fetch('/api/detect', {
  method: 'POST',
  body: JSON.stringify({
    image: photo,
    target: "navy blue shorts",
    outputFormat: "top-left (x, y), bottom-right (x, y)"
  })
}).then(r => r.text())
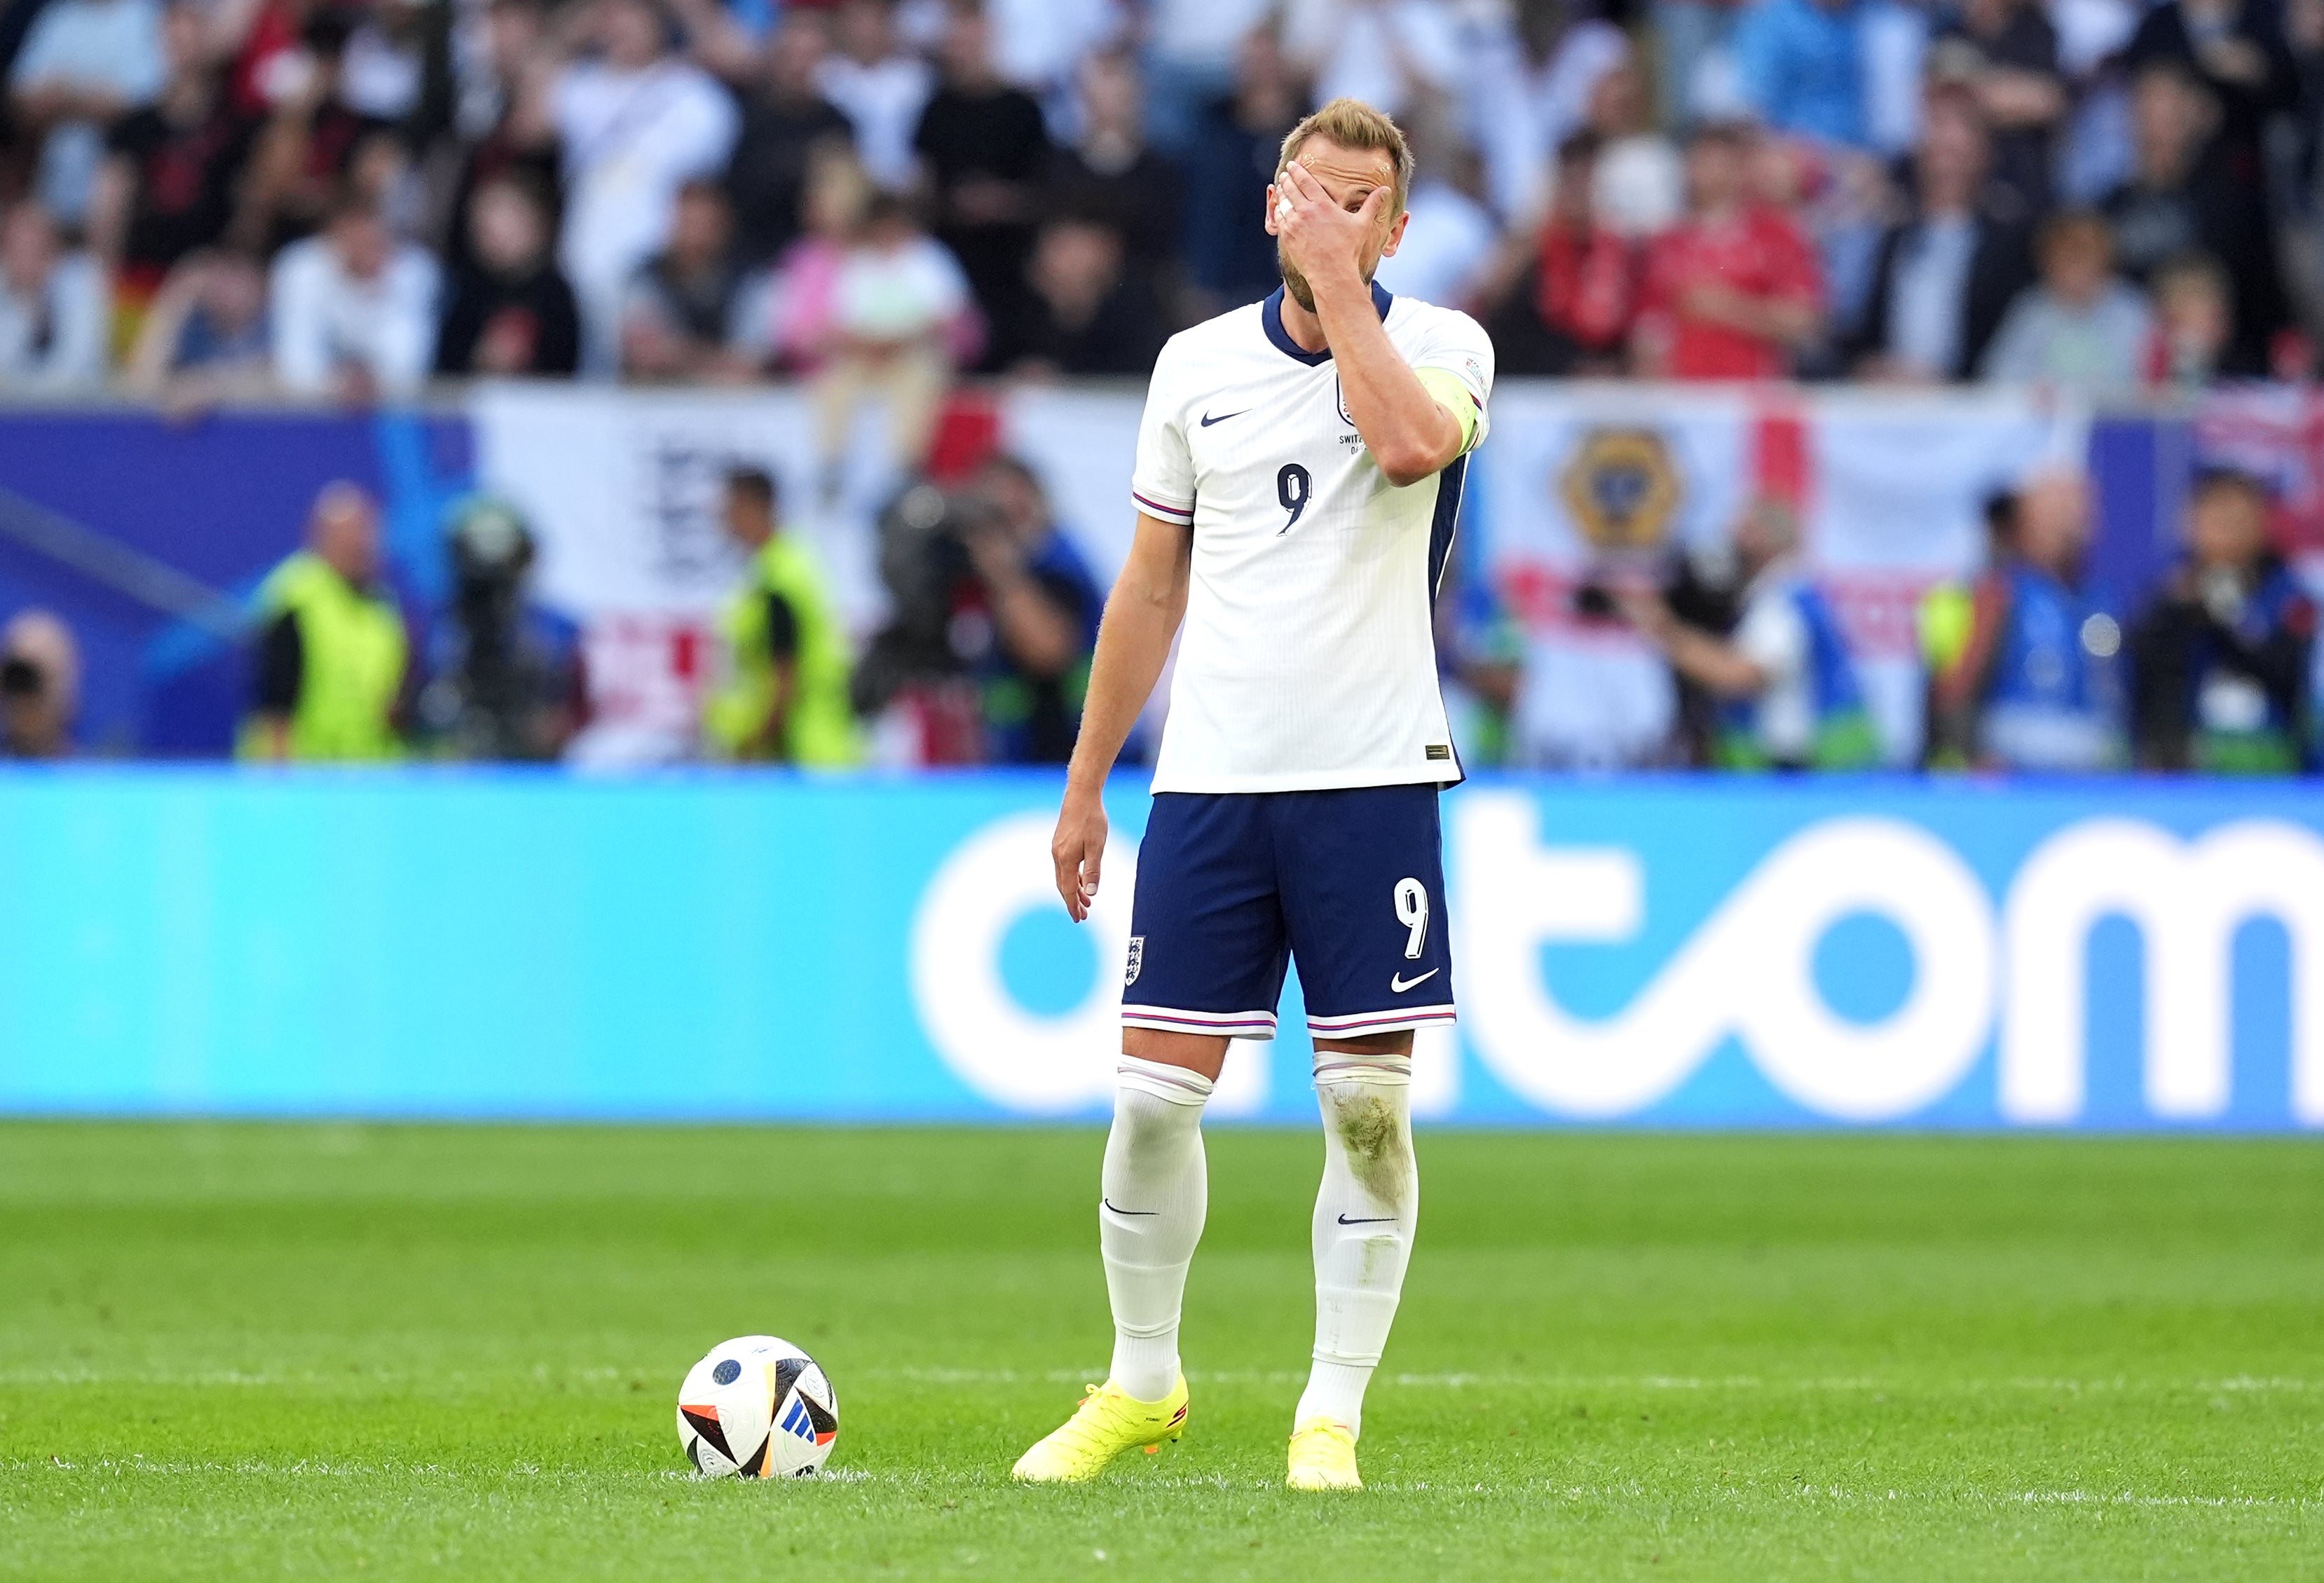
top-left (1121, 785), bottom-right (1454, 1042)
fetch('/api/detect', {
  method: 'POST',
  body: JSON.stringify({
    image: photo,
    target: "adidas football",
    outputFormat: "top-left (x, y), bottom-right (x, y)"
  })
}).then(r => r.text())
top-left (676, 1336), bottom-right (839, 1478)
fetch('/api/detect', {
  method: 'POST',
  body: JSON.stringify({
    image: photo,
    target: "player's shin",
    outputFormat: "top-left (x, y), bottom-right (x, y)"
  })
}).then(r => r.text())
top-left (1099, 1056), bottom-right (1213, 1402)
top-left (1297, 1050), bottom-right (1419, 1440)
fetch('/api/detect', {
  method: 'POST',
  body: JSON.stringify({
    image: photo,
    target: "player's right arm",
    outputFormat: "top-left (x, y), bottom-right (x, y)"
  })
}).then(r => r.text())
top-left (1051, 512), bottom-right (1192, 921)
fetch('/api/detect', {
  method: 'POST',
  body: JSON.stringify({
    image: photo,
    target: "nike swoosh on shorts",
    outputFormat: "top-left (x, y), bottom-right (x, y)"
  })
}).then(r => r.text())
top-left (1389, 968), bottom-right (1439, 994)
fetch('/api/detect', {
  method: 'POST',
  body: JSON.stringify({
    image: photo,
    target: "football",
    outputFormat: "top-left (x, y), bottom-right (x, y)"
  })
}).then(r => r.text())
top-left (676, 1336), bottom-right (839, 1479)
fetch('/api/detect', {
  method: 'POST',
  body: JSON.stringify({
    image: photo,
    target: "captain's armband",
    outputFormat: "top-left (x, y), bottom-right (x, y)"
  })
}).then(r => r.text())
top-left (1415, 366), bottom-right (1484, 455)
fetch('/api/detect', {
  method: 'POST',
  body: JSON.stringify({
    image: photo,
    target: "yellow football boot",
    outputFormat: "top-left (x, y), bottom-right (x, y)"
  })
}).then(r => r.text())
top-left (1010, 1376), bottom-right (1190, 1483)
top-left (1286, 1416), bottom-right (1361, 1491)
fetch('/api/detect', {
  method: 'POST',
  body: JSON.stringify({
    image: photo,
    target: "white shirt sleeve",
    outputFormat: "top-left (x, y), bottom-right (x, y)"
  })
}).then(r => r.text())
top-left (1409, 306), bottom-right (1495, 451)
top-left (269, 242), bottom-right (332, 396)
top-left (1128, 338), bottom-right (1195, 523)
top-left (38, 254), bottom-right (108, 390)
top-left (371, 249), bottom-right (440, 397)
top-left (1735, 584), bottom-right (1809, 690)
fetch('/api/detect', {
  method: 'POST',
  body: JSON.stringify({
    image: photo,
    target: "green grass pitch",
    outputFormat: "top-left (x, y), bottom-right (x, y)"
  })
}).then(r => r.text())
top-left (1, 1123), bottom-right (2319, 1580)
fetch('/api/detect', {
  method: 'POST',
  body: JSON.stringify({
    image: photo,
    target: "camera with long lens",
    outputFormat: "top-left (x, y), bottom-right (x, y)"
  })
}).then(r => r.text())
top-left (0, 655), bottom-right (43, 699)
top-left (851, 480), bottom-right (1004, 718)
top-left (418, 498), bottom-right (569, 760)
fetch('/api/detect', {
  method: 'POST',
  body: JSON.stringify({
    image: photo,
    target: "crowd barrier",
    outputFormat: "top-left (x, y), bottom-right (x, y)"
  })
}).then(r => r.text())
top-left (3, 768), bottom-right (2316, 1131)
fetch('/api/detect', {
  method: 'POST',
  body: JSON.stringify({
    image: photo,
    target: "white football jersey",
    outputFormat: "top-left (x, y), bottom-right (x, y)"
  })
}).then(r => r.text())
top-left (1130, 284), bottom-right (1493, 793)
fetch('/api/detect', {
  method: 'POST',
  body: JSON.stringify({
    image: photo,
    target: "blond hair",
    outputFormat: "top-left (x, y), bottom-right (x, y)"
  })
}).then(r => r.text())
top-left (1276, 98), bottom-right (1416, 217)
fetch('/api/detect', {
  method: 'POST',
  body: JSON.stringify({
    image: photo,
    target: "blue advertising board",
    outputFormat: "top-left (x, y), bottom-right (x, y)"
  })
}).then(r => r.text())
top-left (0, 769), bottom-right (2317, 1130)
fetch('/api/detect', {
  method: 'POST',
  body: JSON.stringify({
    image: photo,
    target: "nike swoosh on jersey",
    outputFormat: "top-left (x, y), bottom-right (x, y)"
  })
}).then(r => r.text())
top-left (1198, 409), bottom-right (1248, 426)
top-left (1389, 968), bottom-right (1440, 994)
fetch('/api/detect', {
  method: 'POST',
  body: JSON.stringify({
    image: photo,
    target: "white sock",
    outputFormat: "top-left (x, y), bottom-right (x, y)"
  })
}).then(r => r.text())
top-left (1100, 1055), bottom-right (1212, 1402)
top-left (1295, 1050), bottom-right (1418, 1441)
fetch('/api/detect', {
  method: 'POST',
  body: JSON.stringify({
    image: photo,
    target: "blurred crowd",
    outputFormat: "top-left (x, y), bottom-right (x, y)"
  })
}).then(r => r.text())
top-left (1471, 458), bottom-right (2323, 773)
top-left (1, 0), bottom-right (2323, 403)
top-left (0, 0), bottom-right (2319, 775)
top-left (1, 441), bottom-right (2310, 776)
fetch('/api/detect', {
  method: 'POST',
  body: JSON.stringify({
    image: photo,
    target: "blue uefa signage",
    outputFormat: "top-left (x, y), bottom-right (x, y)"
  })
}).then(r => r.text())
top-left (0, 769), bottom-right (2316, 1130)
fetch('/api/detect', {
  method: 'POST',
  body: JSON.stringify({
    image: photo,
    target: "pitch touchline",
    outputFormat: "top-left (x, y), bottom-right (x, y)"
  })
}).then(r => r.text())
top-left (2, 1366), bottom-right (2316, 1394)
top-left (18, 1460), bottom-right (2318, 1511)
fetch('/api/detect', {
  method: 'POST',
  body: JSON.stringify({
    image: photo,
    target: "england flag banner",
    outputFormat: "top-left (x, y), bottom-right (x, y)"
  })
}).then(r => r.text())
top-left (1466, 383), bottom-right (2084, 766)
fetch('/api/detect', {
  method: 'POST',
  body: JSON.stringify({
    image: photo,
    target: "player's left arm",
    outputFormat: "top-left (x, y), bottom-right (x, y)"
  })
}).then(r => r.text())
top-left (1279, 161), bottom-right (1480, 488)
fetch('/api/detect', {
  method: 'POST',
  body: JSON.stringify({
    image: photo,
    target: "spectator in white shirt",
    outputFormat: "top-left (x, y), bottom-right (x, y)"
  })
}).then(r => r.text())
top-left (815, 0), bottom-right (932, 191)
top-left (1979, 209), bottom-right (2152, 394)
top-left (270, 199), bottom-right (441, 402)
top-left (1372, 128), bottom-right (1499, 308)
top-left (1585, 60), bottom-right (1685, 238)
top-left (0, 203), bottom-right (110, 390)
top-left (553, 0), bottom-right (741, 372)
top-left (808, 191), bottom-right (974, 486)
top-left (8, 0), bottom-right (166, 224)
top-left (1284, 0), bottom-right (1462, 118)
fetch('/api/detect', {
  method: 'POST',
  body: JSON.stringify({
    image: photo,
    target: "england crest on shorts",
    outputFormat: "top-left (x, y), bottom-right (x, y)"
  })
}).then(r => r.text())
top-left (1123, 936), bottom-right (1144, 986)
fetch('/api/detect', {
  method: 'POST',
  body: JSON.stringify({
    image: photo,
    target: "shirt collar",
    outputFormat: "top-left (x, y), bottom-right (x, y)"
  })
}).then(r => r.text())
top-left (1260, 280), bottom-right (1393, 365)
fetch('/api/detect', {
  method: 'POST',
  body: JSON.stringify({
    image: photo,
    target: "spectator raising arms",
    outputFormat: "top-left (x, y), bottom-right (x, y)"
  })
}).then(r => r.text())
top-left (1634, 121), bottom-right (1824, 379)
top-left (125, 247), bottom-right (271, 404)
top-left (435, 173), bottom-right (580, 376)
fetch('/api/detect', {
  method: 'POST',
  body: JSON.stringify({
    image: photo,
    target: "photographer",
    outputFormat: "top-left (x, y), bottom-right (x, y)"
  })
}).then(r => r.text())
top-left (416, 498), bottom-right (588, 762)
top-left (0, 609), bottom-right (78, 758)
top-left (2128, 467), bottom-right (2316, 774)
top-left (959, 454), bottom-right (1104, 765)
top-left (704, 466), bottom-right (859, 766)
top-left (852, 453), bottom-right (1102, 765)
top-left (1613, 498), bottom-right (1880, 770)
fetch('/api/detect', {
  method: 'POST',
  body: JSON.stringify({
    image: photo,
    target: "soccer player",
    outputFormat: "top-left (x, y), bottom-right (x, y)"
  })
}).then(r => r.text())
top-left (1010, 98), bottom-right (1492, 1493)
